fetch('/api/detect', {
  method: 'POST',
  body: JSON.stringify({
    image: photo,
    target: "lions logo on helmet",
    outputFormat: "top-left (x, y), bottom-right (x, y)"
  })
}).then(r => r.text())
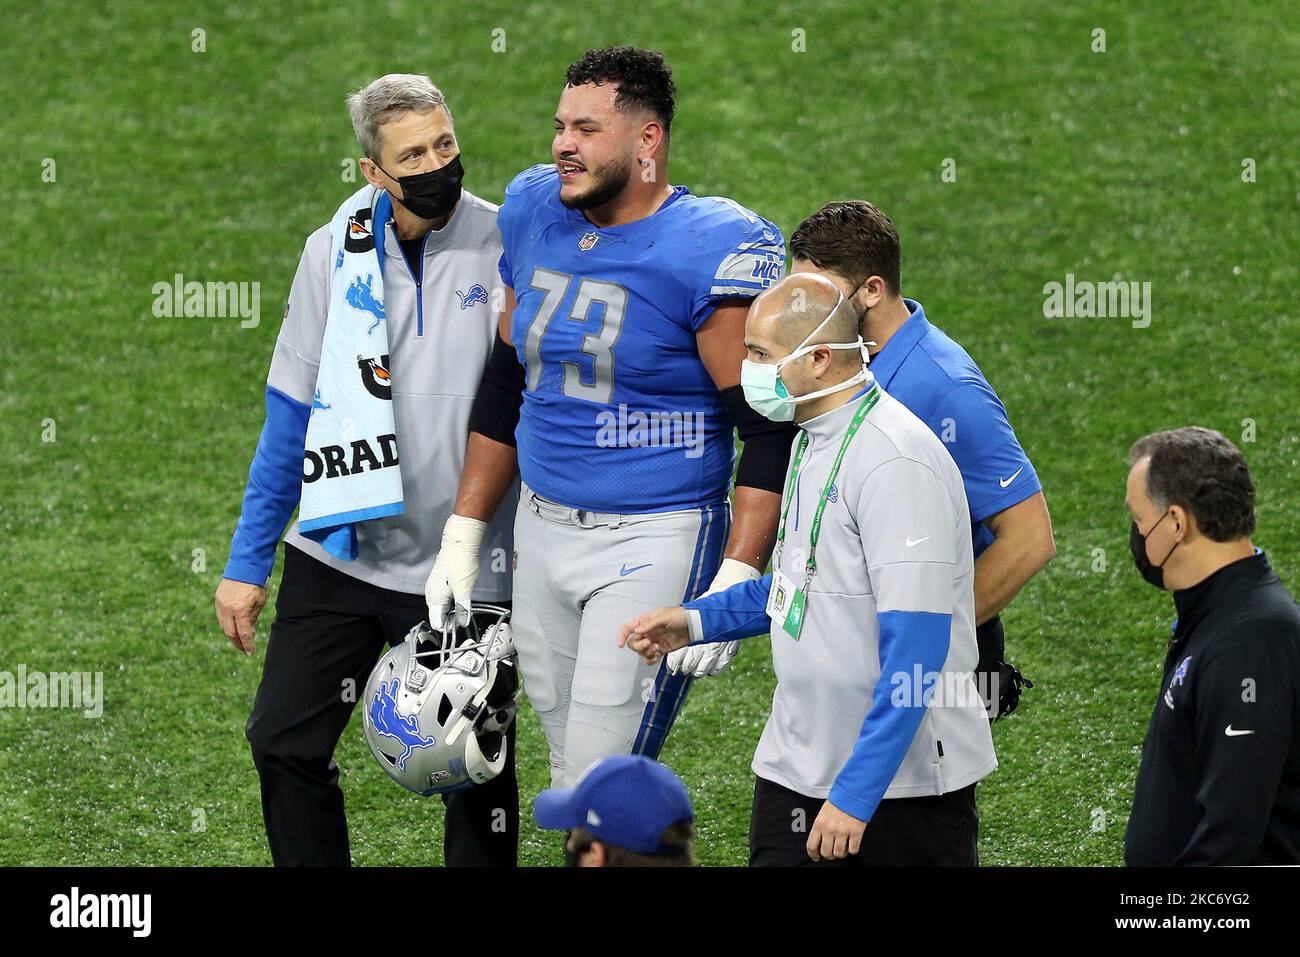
top-left (362, 604), bottom-right (521, 796)
top-left (368, 678), bottom-right (436, 771)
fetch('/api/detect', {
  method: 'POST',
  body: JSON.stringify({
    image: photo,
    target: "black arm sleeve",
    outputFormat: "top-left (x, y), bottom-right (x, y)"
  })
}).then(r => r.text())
top-left (468, 331), bottom-right (525, 447)
top-left (720, 384), bottom-right (797, 494)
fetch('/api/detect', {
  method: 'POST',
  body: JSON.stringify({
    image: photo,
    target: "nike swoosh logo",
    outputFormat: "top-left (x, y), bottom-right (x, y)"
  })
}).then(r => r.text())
top-left (999, 467), bottom-right (1025, 489)
top-left (1224, 725), bottom-right (1254, 737)
top-left (620, 563), bottom-right (653, 577)
top-left (905, 536), bottom-right (929, 548)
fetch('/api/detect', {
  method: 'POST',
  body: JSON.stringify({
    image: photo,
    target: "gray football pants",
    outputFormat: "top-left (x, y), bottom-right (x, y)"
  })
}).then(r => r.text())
top-left (511, 482), bottom-right (730, 787)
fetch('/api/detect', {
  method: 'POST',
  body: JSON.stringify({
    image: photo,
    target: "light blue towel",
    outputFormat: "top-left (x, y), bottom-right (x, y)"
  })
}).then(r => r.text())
top-left (297, 186), bottom-right (404, 559)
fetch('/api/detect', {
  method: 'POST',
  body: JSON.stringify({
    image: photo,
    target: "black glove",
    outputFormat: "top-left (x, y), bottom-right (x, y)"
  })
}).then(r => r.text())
top-left (974, 616), bottom-right (1003, 718)
top-left (993, 659), bottom-right (1034, 720)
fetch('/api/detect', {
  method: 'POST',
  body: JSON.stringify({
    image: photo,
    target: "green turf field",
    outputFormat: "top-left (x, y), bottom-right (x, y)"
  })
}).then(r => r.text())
top-left (1, 0), bottom-right (1296, 866)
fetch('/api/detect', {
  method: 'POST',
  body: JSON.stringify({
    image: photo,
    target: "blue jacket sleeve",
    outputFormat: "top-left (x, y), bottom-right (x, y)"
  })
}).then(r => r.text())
top-left (827, 609), bottom-right (952, 822)
top-left (683, 573), bottom-right (773, 644)
top-left (222, 385), bottom-right (311, 585)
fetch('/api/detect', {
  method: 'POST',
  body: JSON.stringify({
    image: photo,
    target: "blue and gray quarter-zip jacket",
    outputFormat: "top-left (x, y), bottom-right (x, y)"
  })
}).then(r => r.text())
top-left (683, 383), bottom-right (997, 822)
top-left (223, 189), bottom-right (516, 597)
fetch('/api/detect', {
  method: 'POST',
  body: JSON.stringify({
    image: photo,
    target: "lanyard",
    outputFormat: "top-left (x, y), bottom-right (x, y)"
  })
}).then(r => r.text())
top-left (774, 386), bottom-right (880, 590)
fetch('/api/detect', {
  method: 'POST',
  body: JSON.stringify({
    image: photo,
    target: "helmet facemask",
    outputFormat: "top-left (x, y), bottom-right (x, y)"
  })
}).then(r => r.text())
top-left (362, 604), bottom-right (522, 795)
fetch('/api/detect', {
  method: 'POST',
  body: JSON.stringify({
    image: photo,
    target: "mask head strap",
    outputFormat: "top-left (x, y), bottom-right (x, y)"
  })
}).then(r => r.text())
top-left (778, 276), bottom-right (865, 371)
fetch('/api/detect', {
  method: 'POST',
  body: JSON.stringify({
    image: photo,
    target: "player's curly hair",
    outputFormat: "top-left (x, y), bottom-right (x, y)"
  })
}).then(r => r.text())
top-left (1128, 427), bottom-right (1256, 542)
top-left (565, 46), bottom-right (676, 132)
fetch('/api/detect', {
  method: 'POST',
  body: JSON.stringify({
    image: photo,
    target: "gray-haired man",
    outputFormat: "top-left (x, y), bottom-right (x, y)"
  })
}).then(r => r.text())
top-left (214, 74), bottom-right (518, 866)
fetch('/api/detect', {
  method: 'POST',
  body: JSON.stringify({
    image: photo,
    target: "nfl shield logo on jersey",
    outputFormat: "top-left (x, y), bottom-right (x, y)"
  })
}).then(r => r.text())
top-left (578, 231), bottom-right (599, 251)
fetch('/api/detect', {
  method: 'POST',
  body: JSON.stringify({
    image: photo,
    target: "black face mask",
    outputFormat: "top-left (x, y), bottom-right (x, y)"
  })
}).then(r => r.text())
top-left (377, 154), bottom-right (464, 219)
top-left (1130, 510), bottom-right (1179, 589)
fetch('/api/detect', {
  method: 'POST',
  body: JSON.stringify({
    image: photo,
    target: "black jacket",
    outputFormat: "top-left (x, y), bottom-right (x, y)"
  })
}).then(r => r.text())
top-left (1124, 551), bottom-right (1300, 865)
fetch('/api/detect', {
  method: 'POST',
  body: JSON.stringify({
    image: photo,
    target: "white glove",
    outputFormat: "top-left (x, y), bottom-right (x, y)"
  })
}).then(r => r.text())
top-left (666, 558), bottom-right (762, 677)
top-left (425, 514), bottom-right (486, 628)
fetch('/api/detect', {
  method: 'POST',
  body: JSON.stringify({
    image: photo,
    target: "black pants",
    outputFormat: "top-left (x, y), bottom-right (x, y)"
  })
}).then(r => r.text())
top-left (245, 543), bottom-right (518, 866)
top-left (748, 776), bottom-right (979, 866)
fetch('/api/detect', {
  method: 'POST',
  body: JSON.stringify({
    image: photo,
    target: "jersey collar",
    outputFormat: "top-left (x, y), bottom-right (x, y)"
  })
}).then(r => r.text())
top-left (865, 299), bottom-right (929, 390)
top-left (561, 184), bottom-right (690, 237)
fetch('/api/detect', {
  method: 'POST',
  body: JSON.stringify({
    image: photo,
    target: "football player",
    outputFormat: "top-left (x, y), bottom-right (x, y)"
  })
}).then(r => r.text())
top-left (425, 46), bottom-right (793, 787)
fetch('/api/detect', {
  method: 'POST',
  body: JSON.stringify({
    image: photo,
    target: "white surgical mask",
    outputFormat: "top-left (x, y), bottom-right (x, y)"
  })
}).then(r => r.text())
top-left (741, 286), bottom-right (870, 422)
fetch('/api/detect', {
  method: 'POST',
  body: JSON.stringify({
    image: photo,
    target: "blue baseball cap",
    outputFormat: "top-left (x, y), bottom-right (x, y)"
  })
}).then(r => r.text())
top-left (533, 755), bottom-right (694, 855)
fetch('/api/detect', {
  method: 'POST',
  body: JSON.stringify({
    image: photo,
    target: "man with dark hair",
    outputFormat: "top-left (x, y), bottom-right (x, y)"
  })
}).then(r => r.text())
top-left (790, 200), bottom-right (1055, 719)
top-left (563, 45), bottom-right (677, 143)
top-left (534, 755), bottom-right (695, 867)
top-left (1124, 427), bottom-right (1300, 865)
top-left (424, 46), bottom-right (791, 798)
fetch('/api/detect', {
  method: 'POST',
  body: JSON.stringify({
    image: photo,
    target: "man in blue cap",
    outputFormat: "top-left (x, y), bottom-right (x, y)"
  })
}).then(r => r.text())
top-left (533, 755), bottom-right (695, 867)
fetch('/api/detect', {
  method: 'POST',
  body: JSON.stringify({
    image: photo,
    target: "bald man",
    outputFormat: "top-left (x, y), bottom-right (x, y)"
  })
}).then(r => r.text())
top-left (619, 275), bottom-right (997, 866)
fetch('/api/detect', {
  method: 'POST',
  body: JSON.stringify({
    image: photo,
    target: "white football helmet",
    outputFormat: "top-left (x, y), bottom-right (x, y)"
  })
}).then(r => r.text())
top-left (362, 604), bottom-right (521, 796)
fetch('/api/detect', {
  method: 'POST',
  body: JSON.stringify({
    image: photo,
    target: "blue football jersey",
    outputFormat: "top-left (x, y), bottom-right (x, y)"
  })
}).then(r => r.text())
top-left (497, 164), bottom-right (785, 512)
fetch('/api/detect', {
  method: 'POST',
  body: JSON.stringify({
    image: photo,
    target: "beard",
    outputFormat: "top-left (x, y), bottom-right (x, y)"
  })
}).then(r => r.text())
top-left (559, 153), bottom-right (635, 211)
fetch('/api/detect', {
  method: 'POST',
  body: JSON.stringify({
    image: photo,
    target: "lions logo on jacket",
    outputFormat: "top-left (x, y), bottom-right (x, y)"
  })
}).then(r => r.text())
top-left (1165, 655), bottom-right (1193, 710)
top-left (455, 284), bottom-right (489, 310)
